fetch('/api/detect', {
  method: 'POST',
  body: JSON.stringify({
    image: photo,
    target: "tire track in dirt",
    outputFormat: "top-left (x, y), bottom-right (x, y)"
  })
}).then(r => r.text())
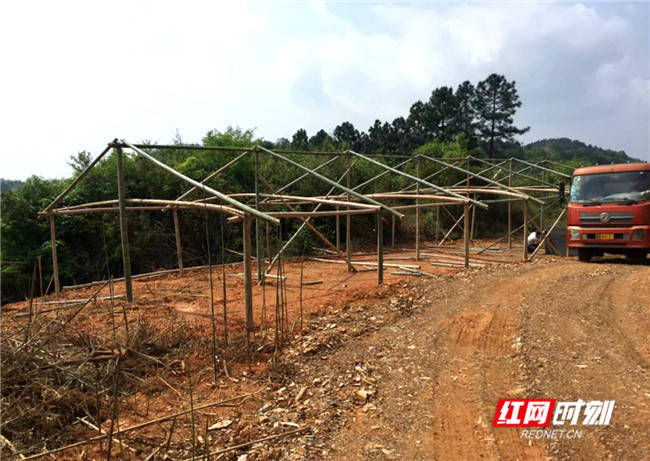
top-left (422, 264), bottom-right (579, 461)
top-left (316, 259), bottom-right (648, 460)
top-left (327, 262), bottom-right (579, 460)
top-left (518, 261), bottom-right (649, 460)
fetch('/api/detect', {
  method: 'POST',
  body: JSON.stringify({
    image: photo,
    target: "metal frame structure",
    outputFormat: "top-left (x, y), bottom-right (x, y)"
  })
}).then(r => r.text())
top-left (39, 139), bottom-right (571, 331)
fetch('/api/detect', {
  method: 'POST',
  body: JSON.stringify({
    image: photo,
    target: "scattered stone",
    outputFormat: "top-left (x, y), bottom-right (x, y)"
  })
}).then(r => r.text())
top-left (208, 419), bottom-right (233, 430)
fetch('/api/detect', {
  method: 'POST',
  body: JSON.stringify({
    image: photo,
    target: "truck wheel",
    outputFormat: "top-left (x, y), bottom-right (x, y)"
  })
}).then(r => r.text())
top-left (577, 248), bottom-right (593, 262)
top-left (625, 250), bottom-right (648, 263)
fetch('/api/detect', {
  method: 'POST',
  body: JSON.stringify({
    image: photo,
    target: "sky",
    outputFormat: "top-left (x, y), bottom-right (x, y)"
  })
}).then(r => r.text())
top-left (1, 1), bottom-right (648, 180)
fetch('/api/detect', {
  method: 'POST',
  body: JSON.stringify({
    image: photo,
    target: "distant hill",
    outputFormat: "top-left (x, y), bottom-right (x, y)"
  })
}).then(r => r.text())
top-left (0, 179), bottom-right (25, 192)
top-left (513, 138), bottom-right (643, 166)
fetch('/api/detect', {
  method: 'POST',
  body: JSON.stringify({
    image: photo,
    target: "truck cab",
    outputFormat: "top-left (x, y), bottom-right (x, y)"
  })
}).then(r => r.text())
top-left (566, 163), bottom-right (650, 262)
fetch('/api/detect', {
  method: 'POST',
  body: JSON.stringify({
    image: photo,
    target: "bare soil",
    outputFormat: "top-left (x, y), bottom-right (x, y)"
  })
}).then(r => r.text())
top-left (2, 246), bottom-right (648, 460)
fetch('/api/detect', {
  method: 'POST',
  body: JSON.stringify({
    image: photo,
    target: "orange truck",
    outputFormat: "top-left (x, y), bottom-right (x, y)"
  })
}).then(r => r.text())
top-left (566, 162), bottom-right (650, 262)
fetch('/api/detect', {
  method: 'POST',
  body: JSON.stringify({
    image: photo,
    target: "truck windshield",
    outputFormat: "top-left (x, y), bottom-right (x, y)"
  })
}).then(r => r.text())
top-left (570, 170), bottom-right (650, 204)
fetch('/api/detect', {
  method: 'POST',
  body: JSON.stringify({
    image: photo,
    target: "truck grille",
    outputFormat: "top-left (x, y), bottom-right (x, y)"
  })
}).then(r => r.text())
top-left (579, 212), bottom-right (634, 225)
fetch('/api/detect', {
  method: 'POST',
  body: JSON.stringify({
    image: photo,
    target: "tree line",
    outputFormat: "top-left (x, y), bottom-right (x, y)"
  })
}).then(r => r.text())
top-left (1, 74), bottom-right (639, 302)
top-left (281, 73), bottom-right (528, 158)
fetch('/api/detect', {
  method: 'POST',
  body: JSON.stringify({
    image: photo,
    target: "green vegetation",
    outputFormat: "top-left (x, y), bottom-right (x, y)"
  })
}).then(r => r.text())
top-left (0, 179), bottom-right (25, 192)
top-left (1, 74), bottom-right (642, 302)
top-left (516, 138), bottom-right (642, 165)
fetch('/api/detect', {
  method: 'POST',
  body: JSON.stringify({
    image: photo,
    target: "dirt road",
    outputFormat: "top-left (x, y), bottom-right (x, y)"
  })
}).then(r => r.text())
top-left (280, 256), bottom-right (649, 460)
top-left (4, 255), bottom-right (648, 460)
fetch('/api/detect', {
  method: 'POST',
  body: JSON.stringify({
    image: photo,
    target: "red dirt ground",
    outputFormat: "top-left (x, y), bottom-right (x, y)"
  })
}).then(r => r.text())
top-left (1, 240), bottom-right (523, 460)
top-left (6, 242), bottom-right (512, 342)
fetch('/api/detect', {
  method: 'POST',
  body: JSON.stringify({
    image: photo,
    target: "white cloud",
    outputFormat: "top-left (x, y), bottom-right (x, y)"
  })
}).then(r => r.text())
top-left (0, 1), bottom-right (647, 179)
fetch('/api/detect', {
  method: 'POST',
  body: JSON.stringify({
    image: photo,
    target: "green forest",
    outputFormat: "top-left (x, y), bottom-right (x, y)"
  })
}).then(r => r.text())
top-left (0, 74), bottom-right (641, 302)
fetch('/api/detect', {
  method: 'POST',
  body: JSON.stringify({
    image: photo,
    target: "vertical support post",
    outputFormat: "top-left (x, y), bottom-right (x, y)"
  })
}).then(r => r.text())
top-left (540, 204), bottom-right (545, 231)
top-left (415, 155), bottom-right (421, 261)
top-left (345, 152), bottom-right (352, 268)
top-left (522, 199), bottom-right (528, 263)
top-left (243, 214), bottom-right (254, 332)
top-left (173, 207), bottom-right (184, 274)
top-left (435, 206), bottom-right (440, 241)
top-left (508, 158), bottom-right (513, 249)
top-left (49, 213), bottom-right (60, 296)
top-left (265, 222), bottom-right (271, 266)
top-left (37, 255), bottom-right (43, 297)
top-left (470, 195), bottom-right (477, 242)
top-left (299, 262), bottom-right (304, 331)
top-left (335, 153), bottom-right (341, 251)
top-left (464, 202), bottom-right (470, 269)
top-left (377, 212), bottom-right (383, 285)
top-left (465, 157), bottom-right (472, 262)
top-left (115, 145), bottom-right (133, 302)
top-left (391, 215), bottom-right (396, 248)
top-left (254, 151), bottom-right (263, 282)
top-left (336, 206), bottom-right (340, 250)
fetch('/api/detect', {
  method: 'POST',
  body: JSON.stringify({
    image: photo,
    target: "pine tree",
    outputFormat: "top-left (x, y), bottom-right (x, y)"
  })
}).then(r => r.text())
top-left (454, 81), bottom-right (478, 148)
top-left (475, 74), bottom-right (529, 158)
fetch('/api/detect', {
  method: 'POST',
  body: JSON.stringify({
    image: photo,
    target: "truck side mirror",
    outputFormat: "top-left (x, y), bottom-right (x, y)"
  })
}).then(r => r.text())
top-left (558, 182), bottom-right (565, 205)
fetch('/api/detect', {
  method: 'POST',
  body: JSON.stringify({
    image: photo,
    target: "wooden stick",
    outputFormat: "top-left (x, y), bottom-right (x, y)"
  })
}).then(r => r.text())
top-left (302, 280), bottom-right (323, 286)
top-left (16, 392), bottom-right (264, 460)
top-left (37, 255), bottom-right (43, 297)
top-left (415, 155), bottom-right (421, 261)
top-left (42, 145), bottom-right (111, 212)
top-left (529, 208), bottom-right (567, 261)
top-left (308, 257), bottom-right (419, 269)
top-left (377, 212), bottom-right (383, 285)
top-left (440, 211), bottom-right (465, 245)
top-left (243, 215), bottom-right (254, 332)
top-left (522, 199), bottom-right (528, 263)
top-left (173, 207), bottom-right (183, 274)
top-left (348, 150), bottom-right (486, 209)
top-left (205, 213), bottom-right (218, 383)
top-left (262, 163), bottom-right (354, 276)
top-left (299, 262), bottom-right (304, 331)
top-left (228, 208), bottom-right (378, 222)
top-left (255, 150), bottom-right (263, 283)
top-left (35, 295), bottom-right (124, 306)
top-left (464, 202), bottom-right (470, 268)
top-left (124, 141), bottom-right (279, 225)
top-left (230, 193), bottom-right (380, 209)
top-left (398, 266), bottom-right (437, 277)
top-left (179, 427), bottom-right (310, 461)
top-left (49, 213), bottom-right (60, 296)
top-left (258, 145), bottom-right (403, 217)
top-left (78, 417), bottom-right (136, 454)
top-left (222, 265), bottom-right (228, 346)
top-left (176, 151), bottom-right (249, 201)
top-left (115, 145), bottom-right (133, 303)
top-left (258, 174), bottom-right (357, 273)
top-left (0, 433), bottom-right (25, 459)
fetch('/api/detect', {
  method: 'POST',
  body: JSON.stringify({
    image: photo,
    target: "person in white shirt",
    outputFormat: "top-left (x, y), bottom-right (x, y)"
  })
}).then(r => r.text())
top-left (527, 231), bottom-right (543, 254)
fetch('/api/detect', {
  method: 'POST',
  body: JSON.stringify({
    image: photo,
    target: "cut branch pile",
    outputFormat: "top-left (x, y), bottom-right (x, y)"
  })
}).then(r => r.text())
top-left (0, 291), bottom-right (192, 460)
